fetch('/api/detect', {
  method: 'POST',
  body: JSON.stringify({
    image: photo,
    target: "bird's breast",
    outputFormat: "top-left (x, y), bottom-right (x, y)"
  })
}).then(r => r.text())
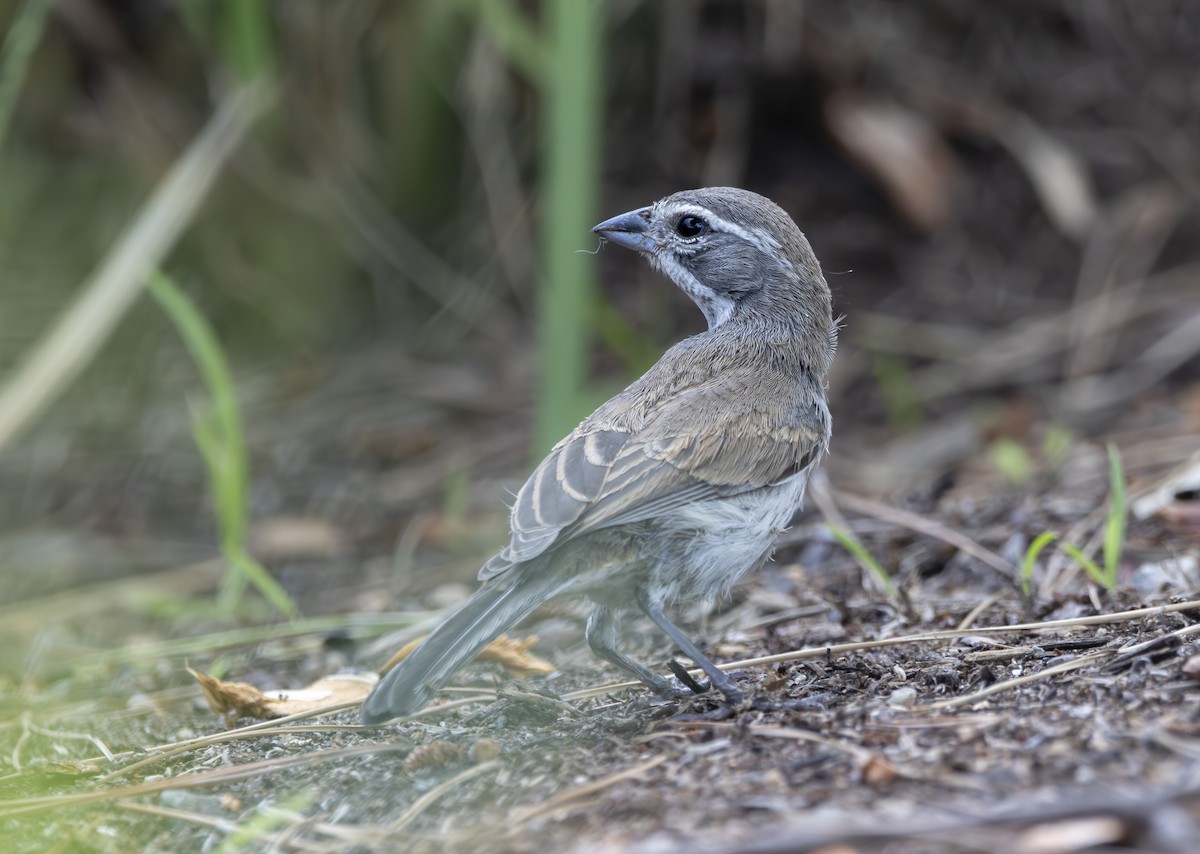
top-left (643, 469), bottom-right (812, 604)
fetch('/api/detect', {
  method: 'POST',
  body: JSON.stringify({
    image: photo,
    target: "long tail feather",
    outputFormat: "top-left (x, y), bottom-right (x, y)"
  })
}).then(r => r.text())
top-left (361, 573), bottom-right (564, 724)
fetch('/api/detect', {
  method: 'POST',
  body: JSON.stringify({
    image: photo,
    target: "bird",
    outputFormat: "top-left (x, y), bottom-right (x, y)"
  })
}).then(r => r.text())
top-left (361, 187), bottom-right (836, 724)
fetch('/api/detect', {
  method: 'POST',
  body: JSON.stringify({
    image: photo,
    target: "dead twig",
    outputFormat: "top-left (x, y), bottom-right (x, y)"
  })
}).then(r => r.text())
top-left (0, 742), bottom-right (409, 820)
top-left (910, 650), bottom-right (1112, 712)
top-left (506, 755), bottom-right (668, 828)
top-left (379, 760), bottom-right (501, 837)
top-left (563, 599), bottom-right (1200, 700)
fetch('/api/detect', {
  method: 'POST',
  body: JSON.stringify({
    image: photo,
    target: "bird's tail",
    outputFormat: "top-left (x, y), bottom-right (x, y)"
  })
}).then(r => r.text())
top-left (361, 572), bottom-right (567, 724)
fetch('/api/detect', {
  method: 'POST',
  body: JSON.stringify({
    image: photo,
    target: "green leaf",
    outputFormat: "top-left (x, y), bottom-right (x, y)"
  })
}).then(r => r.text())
top-left (1103, 442), bottom-right (1127, 589)
top-left (990, 438), bottom-right (1032, 487)
top-left (829, 524), bottom-right (897, 597)
top-left (872, 355), bottom-right (922, 432)
top-left (0, 0), bottom-right (52, 150)
top-left (1020, 531), bottom-right (1059, 597)
top-left (149, 270), bottom-right (296, 617)
top-left (1042, 424), bottom-right (1072, 466)
top-left (1060, 542), bottom-right (1107, 589)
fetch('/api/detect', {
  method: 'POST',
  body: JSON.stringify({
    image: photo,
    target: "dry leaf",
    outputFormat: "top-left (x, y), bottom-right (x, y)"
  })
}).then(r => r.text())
top-left (264, 674), bottom-right (377, 715)
top-left (1015, 817), bottom-right (1127, 853)
top-left (825, 93), bottom-right (961, 232)
top-left (478, 635), bottom-right (556, 675)
top-left (189, 667), bottom-right (376, 721)
top-left (190, 668), bottom-right (273, 719)
top-left (991, 112), bottom-right (1097, 240)
top-left (380, 634), bottom-right (555, 677)
top-left (1182, 655), bottom-right (1200, 678)
top-left (711, 643), bottom-right (750, 658)
top-left (1131, 452), bottom-right (1200, 519)
top-left (860, 754), bottom-right (898, 787)
top-left (761, 673), bottom-right (788, 692)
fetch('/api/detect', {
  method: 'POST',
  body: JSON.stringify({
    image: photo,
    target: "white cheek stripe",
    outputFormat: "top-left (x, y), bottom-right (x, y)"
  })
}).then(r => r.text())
top-left (652, 251), bottom-right (735, 329)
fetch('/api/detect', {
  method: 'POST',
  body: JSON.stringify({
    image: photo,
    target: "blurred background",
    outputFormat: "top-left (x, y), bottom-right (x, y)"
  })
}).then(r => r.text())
top-left (1, 0), bottom-right (1198, 656)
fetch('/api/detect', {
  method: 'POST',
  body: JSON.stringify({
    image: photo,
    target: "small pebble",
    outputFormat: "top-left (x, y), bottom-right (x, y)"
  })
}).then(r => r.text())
top-left (888, 687), bottom-right (917, 709)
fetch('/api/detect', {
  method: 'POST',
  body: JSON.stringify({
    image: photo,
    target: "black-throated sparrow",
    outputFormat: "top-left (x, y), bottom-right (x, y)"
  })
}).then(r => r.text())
top-left (361, 187), bottom-right (836, 724)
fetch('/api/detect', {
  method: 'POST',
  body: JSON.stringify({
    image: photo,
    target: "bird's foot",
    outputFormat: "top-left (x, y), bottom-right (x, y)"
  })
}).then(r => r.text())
top-left (659, 667), bottom-right (753, 722)
top-left (666, 661), bottom-right (751, 704)
top-left (666, 660), bottom-right (710, 696)
top-left (667, 676), bottom-right (838, 721)
top-left (643, 672), bottom-right (701, 703)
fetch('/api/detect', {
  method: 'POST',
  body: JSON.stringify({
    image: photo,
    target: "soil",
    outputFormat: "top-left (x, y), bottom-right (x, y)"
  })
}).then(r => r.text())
top-left (3, 2), bottom-right (1200, 851)
top-left (2, 359), bottom-right (1199, 852)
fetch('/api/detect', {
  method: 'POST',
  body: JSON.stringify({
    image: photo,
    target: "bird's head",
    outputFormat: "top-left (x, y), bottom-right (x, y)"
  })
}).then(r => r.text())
top-left (592, 187), bottom-right (830, 333)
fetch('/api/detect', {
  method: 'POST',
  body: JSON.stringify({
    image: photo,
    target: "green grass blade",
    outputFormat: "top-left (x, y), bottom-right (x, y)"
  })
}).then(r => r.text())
top-left (213, 790), bottom-right (315, 854)
top-left (1019, 531), bottom-right (1059, 597)
top-left (0, 0), bottom-right (51, 149)
top-left (225, 543), bottom-right (296, 618)
top-left (149, 272), bottom-right (246, 490)
top-left (1059, 542), bottom-right (1107, 589)
top-left (219, 0), bottom-right (276, 82)
top-left (872, 355), bottom-right (922, 432)
top-left (1103, 442), bottom-right (1127, 589)
top-left (148, 270), bottom-right (296, 617)
top-left (828, 524), bottom-right (897, 597)
top-left (535, 0), bottom-right (603, 454)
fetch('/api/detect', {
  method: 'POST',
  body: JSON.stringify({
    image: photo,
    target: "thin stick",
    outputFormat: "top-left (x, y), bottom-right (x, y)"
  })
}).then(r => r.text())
top-left (562, 598), bottom-right (1200, 699)
top-left (0, 741), bottom-right (408, 819)
top-left (911, 651), bottom-right (1110, 712)
top-left (957, 593), bottom-right (1003, 630)
top-left (382, 761), bottom-right (500, 836)
top-left (507, 755), bottom-right (667, 827)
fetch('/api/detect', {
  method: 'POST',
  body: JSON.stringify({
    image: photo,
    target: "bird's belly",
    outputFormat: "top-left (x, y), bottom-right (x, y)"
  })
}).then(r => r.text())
top-left (645, 472), bottom-right (811, 603)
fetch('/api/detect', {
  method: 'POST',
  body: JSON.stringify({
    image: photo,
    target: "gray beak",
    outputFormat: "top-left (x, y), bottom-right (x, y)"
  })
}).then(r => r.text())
top-left (592, 206), bottom-right (656, 252)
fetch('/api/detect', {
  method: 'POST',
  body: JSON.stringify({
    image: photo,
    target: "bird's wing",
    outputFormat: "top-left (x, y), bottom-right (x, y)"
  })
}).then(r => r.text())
top-left (479, 394), bottom-right (825, 580)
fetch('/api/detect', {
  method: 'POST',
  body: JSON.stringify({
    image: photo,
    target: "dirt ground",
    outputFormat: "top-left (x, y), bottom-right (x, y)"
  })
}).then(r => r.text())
top-left (2, 354), bottom-right (1199, 852)
top-left (3, 2), bottom-right (1200, 851)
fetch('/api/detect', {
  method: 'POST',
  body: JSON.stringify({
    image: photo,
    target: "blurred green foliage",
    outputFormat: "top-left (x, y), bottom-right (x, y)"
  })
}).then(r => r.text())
top-left (536, 0), bottom-right (602, 450)
top-left (1020, 443), bottom-right (1128, 596)
top-left (0, 0), bottom-right (610, 460)
top-left (0, 0), bottom-right (619, 614)
top-left (149, 270), bottom-right (295, 616)
top-left (0, 0), bottom-right (49, 147)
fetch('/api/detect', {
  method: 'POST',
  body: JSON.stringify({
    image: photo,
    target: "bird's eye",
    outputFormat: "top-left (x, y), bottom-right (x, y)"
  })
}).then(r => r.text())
top-left (676, 215), bottom-right (706, 238)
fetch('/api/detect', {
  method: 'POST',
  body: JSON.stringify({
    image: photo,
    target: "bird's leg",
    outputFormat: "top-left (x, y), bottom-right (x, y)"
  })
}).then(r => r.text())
top-left (635, 588), bottom-right (745, 706)
top-left (586, 606), bottom-right (680, 699)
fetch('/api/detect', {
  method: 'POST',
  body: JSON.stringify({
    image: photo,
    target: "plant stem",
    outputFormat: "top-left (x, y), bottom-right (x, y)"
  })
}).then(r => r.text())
top-left (536, 0), bottom-right (603, 453)
top-left (0, 0), bottom-right (51, 150)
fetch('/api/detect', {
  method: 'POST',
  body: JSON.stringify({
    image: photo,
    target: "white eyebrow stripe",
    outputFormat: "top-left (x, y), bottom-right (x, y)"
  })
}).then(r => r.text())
top-left (660, 202), bottom-right (792, 269)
